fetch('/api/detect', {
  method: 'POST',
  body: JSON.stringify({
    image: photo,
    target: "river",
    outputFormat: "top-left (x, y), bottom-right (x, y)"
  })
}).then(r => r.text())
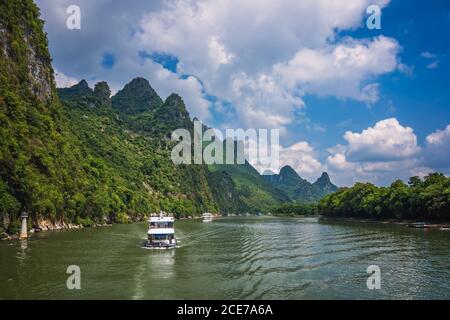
top-left (1, 216), bottom-right (450, 299)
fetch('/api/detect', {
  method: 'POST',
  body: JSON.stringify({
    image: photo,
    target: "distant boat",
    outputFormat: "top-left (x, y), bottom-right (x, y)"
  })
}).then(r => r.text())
top-left (202, 212), bottom-right (213, 222)
top-left (408, 222), bottom-right (429, 228)
top-left (145, 213), bottom-right (177, 249)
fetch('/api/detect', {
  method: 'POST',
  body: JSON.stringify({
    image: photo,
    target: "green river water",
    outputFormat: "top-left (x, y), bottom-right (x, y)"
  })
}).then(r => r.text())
top-left (1, 216), bottom-right (450, 299)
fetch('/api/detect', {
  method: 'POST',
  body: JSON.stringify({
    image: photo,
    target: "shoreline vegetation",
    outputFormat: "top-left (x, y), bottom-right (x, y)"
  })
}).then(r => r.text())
top-left (5, 210), bottom-right (450, 241)
top-left (317, 173), bottom-right (450, 222)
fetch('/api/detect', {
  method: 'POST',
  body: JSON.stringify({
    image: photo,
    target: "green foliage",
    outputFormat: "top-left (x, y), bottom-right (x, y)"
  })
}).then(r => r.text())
top-left (75, 217), bottom-right (94, 227)
top-left (209, 162), bottom-right (289, 213)
top-left (111, 77), bottom-right (163, 114)
top-left (115, 212), bottom-right (130, 224)
top-left (318, 173), bottom-right (450, 221)
top-left (6, 220), bottom-right (21, 235)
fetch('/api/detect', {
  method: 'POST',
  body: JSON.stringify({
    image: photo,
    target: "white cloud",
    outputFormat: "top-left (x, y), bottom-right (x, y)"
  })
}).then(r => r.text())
top-left (323, 118), bottom-right (450, 186)
top-left (327, 152), bottom-right (356, 172)
top-left (248, 138), bottom-right (323, 182)
top-left (279, 141), bottom-right (324, 181)
top-left (254, 119), bottom-right (450, 186)
top-left (273, 36), bottom-right (401, 103)
top-left (426, 61), bottom-right (439, 69)
top-left (134, 0), bottom-right (396, 129)
top-left (343, 118), bottom-right (420, 162)
top-left (420, 51), bottom-right (439, 69)
top-left (152, 70), bottom-right (211, 120)
top-left (208, 36), bottom-right (235, 67)
top-left (54, 69), bottom-right (79, 88)
top-left (424, 124), bottom-right (450, 169)
top-left (420, 51), bottom-right (436, 59)
top-left (229, 72), bottom-right (303, 129)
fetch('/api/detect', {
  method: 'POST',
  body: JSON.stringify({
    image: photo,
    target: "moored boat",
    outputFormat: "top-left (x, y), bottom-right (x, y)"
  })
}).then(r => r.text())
top-left (202, 212), bottom-right (213, 222)
top-left (407, 222), bottom-right (429, 228)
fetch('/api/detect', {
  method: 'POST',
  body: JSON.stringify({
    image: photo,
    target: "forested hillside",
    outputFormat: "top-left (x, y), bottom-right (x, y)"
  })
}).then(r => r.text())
top-left (0, 1), bottom-right (218, 235)
top-left (0, 0), bottom-right (114, 234)
top-left (59, 78), bottom-right (293, 216)
top-left (0, 0), bottom-right (338, 237)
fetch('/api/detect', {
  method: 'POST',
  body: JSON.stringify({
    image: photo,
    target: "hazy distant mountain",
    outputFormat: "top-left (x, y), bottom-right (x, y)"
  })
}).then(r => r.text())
top-left (263, 166), bottom-right (338, 202)
top-left (313, 172), bottom-right (338, 194)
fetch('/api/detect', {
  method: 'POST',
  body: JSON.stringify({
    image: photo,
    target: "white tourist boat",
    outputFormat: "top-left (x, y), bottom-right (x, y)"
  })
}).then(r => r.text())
top-left (202, 212), bottom-right (213, 222)
top-left (146, 213), bottom-right (177, 249)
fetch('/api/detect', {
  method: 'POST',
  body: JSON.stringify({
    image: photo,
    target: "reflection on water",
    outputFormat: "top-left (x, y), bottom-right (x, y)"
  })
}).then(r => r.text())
top-left (17, 239), bottom-right (28, 261)
top-left (1, 217), bottom-right (450, 299)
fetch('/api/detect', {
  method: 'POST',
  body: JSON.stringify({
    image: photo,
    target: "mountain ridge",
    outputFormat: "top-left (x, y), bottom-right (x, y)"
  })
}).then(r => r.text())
top-left (57, 79), bottom-right (291, 214)
top-left (262, 165), bottom-right (338, 202)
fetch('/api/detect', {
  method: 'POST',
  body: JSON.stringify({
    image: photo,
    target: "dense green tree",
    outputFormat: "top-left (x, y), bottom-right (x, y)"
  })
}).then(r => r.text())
top-left (318, 174), bottom-right (450, 221)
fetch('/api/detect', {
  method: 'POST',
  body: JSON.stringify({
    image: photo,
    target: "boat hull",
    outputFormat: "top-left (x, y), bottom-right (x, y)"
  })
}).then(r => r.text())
top-left (144, 241), bottom-right (177, 249)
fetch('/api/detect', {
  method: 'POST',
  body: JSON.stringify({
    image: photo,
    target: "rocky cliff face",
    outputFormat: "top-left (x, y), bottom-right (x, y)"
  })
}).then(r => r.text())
top-left (94, 81), bottom-right (111, 107)
top-left (0, 1), bottom-right (54, 102)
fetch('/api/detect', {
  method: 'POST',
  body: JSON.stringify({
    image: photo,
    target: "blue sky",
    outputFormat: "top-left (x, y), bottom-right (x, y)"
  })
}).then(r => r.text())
top-left (35, 0), bottom-right (450, 185)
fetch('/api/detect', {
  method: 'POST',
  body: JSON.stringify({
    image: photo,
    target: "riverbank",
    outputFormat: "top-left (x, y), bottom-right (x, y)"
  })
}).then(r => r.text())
top-left (0, 213), bottom-right (215, 240)
top-left (1, 218), bottom-right (115, 241)
top-left (319, 216), bottom-right (450, 229)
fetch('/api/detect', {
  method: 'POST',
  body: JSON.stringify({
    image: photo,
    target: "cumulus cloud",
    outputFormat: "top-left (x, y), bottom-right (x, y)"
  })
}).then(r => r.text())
top-left (229, 73), bottom-right (304, 129)
top-left (273, 36), bottom-right (401, 103)
top-left (134, 0), bottom-right (397, 129)
top-left (324, 118), bottom-right (450, 186)
top-left (420, 51), bottom-right (439, 69)
top-left (424, 124), bottom-right (450, 169)
top-left (54, 69), bottom-right (79, 88)
top-left (246, 137), bottom-right (323, 182)
top-left (344, 118), bottom-right (420, 162)
top-left (247, 118), bottom-right (449, 186)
